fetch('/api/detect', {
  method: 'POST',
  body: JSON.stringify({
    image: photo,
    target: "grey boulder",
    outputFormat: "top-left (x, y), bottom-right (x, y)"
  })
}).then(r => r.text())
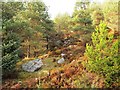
top-left (22, 59), bottom-right (43, 72)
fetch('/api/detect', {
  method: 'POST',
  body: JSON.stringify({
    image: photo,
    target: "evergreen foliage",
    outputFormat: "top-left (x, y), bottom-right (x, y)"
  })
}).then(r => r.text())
top-left (2, 33), bottom-right (20, 76)
top-left (2, 2), bottom-right (22, 77)
top-left (84, 22), bottom-right (120, 87)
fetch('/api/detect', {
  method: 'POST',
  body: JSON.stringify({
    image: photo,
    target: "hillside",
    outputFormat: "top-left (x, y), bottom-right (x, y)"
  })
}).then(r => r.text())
top-left (1, 0), bottom-right (120, 89)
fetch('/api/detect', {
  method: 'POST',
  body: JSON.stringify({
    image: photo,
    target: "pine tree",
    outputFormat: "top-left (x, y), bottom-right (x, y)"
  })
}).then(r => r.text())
top-left (72, 0), bottom-right (93, 33)
top-left (2, 2), bottom-right (23, 77)
top-left (2, 32), bottom-right (20, 76)
top-left (84, 22), bottom-right (120, 87)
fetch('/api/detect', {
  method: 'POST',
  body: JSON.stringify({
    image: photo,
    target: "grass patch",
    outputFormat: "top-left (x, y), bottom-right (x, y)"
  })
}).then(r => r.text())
top-left (17, 56), bottom-right (61, 80)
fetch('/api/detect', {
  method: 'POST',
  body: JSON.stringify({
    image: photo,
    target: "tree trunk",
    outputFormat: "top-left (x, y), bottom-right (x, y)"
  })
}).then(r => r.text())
top-left (26, 38), bottom-right (30, 58)
top-left (28, 44), bottom-right (30, 58)
top-left (34, 46), bottom-right (39, 57)
top-left (46, 36), bottom-right (49, 50)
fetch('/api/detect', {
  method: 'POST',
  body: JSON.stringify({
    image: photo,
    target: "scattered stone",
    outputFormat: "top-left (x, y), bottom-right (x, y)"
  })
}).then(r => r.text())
top-left (57, 58), bottom-right (65, 64)
top-left (61, 53), bottom-right (65, 56)
top-left (22, 59), bottom-right (43, 72)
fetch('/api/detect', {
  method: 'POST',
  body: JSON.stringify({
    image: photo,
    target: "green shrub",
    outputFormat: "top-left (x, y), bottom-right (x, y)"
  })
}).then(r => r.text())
top-left (84, 22), bottom-right (120, 87)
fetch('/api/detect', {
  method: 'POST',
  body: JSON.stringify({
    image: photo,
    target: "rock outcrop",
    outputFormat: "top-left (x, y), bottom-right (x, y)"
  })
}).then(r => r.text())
top-left (22, 59), bottom-right (43, 72)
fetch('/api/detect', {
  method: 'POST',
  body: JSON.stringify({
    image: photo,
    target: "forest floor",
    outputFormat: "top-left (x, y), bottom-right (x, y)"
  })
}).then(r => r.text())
top-left (2, 38), bottom-right (105, 88)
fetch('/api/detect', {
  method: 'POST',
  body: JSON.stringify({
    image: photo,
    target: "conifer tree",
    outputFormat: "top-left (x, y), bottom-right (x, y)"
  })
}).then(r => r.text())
top-left (2, 2), bottom-right (23, 77)
top-left (84, 22), bottom-right (119, 87)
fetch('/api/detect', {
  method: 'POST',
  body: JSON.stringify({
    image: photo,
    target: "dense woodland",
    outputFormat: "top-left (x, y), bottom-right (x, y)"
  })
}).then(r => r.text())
top-left (1, 0), bottom-right (120, 88)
